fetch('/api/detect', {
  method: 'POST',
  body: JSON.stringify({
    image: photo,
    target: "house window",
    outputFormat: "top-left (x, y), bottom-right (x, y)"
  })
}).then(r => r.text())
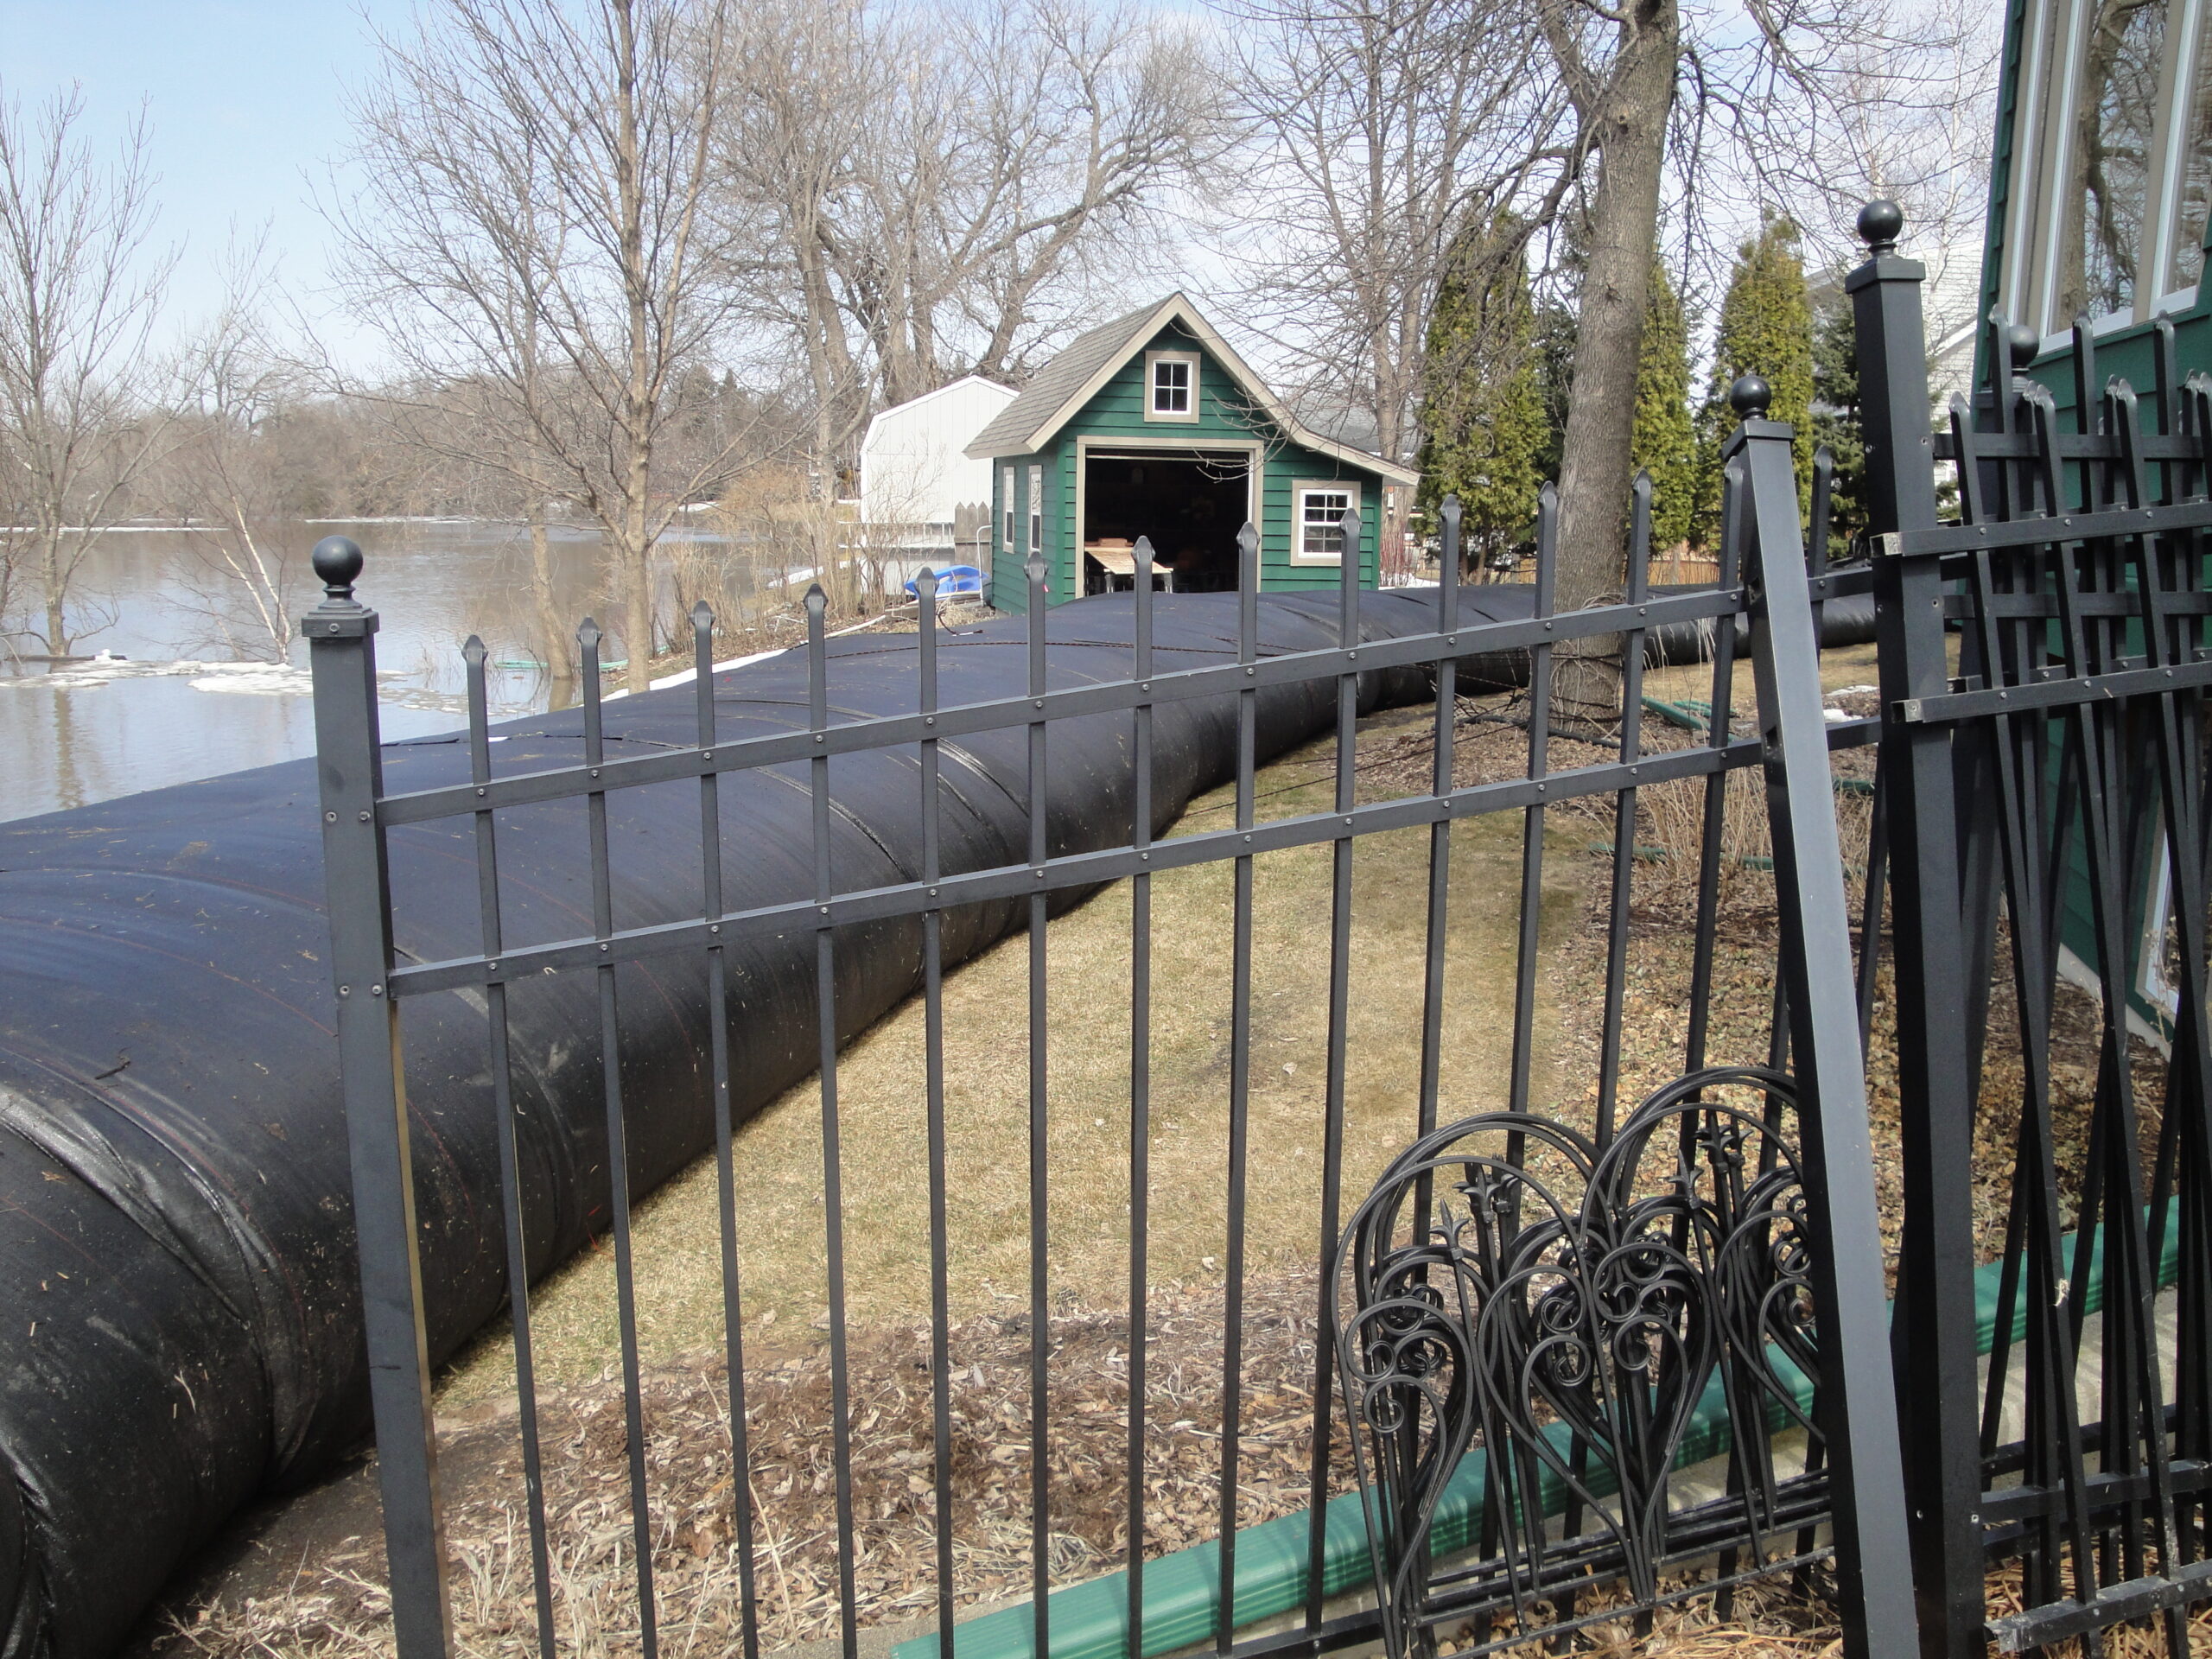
top-left (1144, 351), bottom-right (1200, 423)
top-left (1292, 481), bottom-right (1361, 565)
top-left (2054, 0), bottom-right (2166, 324)
top-left (1002, 467), bottom-right (1015, 551)
top-left (1028, 464), bottom-right (1044, 556)
top-left (2167, 30), bottom-right (2212, 292)
top-left (2003, 0), bottom-right (2212, 335)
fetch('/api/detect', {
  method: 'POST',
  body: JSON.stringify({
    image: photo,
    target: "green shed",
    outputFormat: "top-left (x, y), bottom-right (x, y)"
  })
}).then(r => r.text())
top-left (963, 295), bottom-right (1416, 612)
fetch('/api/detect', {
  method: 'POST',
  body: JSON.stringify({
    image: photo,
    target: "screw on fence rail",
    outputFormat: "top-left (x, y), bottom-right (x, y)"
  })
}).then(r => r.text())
top-left (1731, 375), bottom-right (1920, 1659)
top-left (303, 536), bottom-right (454, 1659)
top-left (1852, 197), bottom-right (1986, 1659)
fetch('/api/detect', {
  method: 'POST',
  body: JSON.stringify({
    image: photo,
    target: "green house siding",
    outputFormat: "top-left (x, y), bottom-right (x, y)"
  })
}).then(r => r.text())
top-left (988, 451), bottom-right (1059, 613)
top-left (986, 322), bottom-right (1387, 607)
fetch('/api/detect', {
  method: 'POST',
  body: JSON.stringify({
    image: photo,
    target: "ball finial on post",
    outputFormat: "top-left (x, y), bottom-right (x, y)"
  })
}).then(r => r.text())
top-left (2006, 322), bottom-right (2041, 371)
top-left (1856, 199), bottom-right (1904, 256)
top-left (1729, 373), bottom-right (1772, 421)
top-left (312, 536), bottom-right (364, 602)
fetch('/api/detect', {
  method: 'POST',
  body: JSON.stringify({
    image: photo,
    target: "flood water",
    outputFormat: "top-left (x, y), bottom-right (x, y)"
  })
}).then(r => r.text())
top-left (0, 519), bottom-right (710, 823)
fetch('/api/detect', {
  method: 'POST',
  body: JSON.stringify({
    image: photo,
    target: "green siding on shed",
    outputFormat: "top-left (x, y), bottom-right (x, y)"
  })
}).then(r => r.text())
top-left (988, 322), bottom-right (1389, 607)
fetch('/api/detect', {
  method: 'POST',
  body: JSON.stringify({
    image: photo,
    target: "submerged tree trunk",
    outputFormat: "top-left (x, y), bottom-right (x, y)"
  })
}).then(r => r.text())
top-left (1548, 0), bottom-right (1677, 729)
top-left (526, 502), bottom-right (576, 711)
top-left (43, 536), bottom-right (71, 660)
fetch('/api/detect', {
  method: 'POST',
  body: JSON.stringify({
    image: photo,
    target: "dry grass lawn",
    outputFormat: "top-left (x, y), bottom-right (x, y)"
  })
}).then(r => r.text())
top-left (440, 701), bottom-right (1585, 1403)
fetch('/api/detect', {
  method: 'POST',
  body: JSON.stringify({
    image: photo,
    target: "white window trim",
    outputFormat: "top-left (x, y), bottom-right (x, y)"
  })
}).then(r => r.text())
top-left (1027, 464), bottom-right (1044, 556)
top-left (1144, 350), bottom-right (1201, 423)
top-left (1002, 467), bottom-right (1015, 552)
top-left (2006, 0), bottom-right (2210, 334)
top-left (2147, 0), bottom-right (2208, 296)
top-left (1290, 480), bottom-right (1362, 567)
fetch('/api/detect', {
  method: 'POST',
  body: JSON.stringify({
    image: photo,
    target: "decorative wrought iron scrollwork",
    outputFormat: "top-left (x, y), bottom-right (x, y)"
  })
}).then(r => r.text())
top-left (1334, 1066), bottom-right (1827, 1657)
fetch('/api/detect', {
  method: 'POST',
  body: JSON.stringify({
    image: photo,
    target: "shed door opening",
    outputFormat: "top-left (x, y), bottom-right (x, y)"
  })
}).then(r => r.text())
top-left (1082, 449), bottom-right (1250, 594)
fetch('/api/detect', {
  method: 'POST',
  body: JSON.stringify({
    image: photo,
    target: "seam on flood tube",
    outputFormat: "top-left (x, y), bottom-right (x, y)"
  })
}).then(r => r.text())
top-left (893, 1200), bottom-right (2183, 1659)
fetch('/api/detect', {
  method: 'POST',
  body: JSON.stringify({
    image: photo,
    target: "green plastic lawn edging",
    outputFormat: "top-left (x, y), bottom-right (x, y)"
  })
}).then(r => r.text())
top-left (1642, 695), bottom-right (1713, 732)
top-left (893, 1203), bottom-right (2183, 1659)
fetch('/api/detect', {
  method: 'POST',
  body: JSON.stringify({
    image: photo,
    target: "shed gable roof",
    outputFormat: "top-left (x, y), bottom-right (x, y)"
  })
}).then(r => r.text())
top-left (963, 295), bottom-right (1416, 485)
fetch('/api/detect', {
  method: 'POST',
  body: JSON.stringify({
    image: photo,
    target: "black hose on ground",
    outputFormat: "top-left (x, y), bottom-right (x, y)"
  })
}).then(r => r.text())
top-left (0, 578), bottom-right (1868, 1656)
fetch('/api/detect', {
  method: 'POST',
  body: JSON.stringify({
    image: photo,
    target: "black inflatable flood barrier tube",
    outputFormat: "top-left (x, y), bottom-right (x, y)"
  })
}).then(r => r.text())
top-left (0, 579), bottom-right (1871, 1656)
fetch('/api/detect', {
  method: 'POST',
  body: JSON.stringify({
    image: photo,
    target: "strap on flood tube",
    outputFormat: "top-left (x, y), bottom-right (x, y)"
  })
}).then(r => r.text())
top-left (893, 1201), bottom-right (2183, 1659)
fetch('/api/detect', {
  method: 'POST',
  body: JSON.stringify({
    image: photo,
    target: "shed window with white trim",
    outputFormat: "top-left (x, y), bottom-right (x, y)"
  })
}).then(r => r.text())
top-left (1292, 481), bottom-right (1359, 565)
top-left (1144, 351), bottom-right (1199, 422)
top-left (1028, 465), bottom-right (1044, 555)
top-left (1002, 467), bottom-right (1015, 551)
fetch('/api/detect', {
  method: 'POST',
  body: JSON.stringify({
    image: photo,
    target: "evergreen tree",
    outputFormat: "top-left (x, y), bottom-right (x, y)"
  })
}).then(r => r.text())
top-left (1531, 296), bottom-right (1578, 485)
top-left (1809, 282), bottom-right (1866, 562)
top-left (1693, 218), bottom-right (1816, 541)
top-left (1416, 218), bottom-right (1547, 572)
top-left (1630, 260), bottom-right (1695, 552)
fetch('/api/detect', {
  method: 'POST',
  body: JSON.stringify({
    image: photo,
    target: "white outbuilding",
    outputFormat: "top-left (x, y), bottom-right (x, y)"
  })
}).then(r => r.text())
top-left (858, 375), bottom-right (1018, 551)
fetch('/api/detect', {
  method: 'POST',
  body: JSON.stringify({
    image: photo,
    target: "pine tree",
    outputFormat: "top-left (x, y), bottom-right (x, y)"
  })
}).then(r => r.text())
top-left (1808, 281), bottom-right (1870, 561)
top-left (1416, 218), bottom-right (1547, 573)
top-left (1693, 218), bottom-right (1816, 541)
top-left (1532, 297), bottom-right (1578, 484)
top-left (1630, 260), bottom-right (1695, 553)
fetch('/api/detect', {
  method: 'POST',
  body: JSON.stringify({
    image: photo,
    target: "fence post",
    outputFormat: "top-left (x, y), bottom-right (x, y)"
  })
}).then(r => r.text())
top-left (1849, 200), bottom-right (1986, 1659)
top-left (302, 536), bottom-right (452, 1657)
top-left (1728, 379), bottom-right (1919, 1659)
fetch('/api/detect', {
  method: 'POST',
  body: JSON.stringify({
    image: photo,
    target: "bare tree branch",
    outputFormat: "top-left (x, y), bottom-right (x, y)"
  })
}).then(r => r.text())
top-left (0, 82), bottom-right (178, 658)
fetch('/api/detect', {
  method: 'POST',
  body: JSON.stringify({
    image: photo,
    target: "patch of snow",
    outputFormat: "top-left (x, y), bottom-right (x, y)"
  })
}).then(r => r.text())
top-left (189, 663), bottom-right (315, 696)
top-left (0, 656), bottom-right (341, 691)
top-left (0, 657), bottom-right (491, 715)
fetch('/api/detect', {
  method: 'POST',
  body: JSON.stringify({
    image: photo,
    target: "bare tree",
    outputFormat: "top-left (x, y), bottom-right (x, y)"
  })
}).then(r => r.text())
top-left (1211, 0), bottom-right (1565, 471)
top-left (330, 0), bottom-right (757, 691)
top-left (0, 83), bottom-right (176, 659)
top-left (154, 237), bottom-right (305, 663)
top-left (723, 0), bottom-right (1223, 490)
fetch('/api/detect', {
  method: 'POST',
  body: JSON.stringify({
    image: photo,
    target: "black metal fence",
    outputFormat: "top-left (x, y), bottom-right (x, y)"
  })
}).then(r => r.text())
top-left (1856, 201), bottom-right (2212, 1654)
top-left (302, 201), bottom-right (2212, 1659)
